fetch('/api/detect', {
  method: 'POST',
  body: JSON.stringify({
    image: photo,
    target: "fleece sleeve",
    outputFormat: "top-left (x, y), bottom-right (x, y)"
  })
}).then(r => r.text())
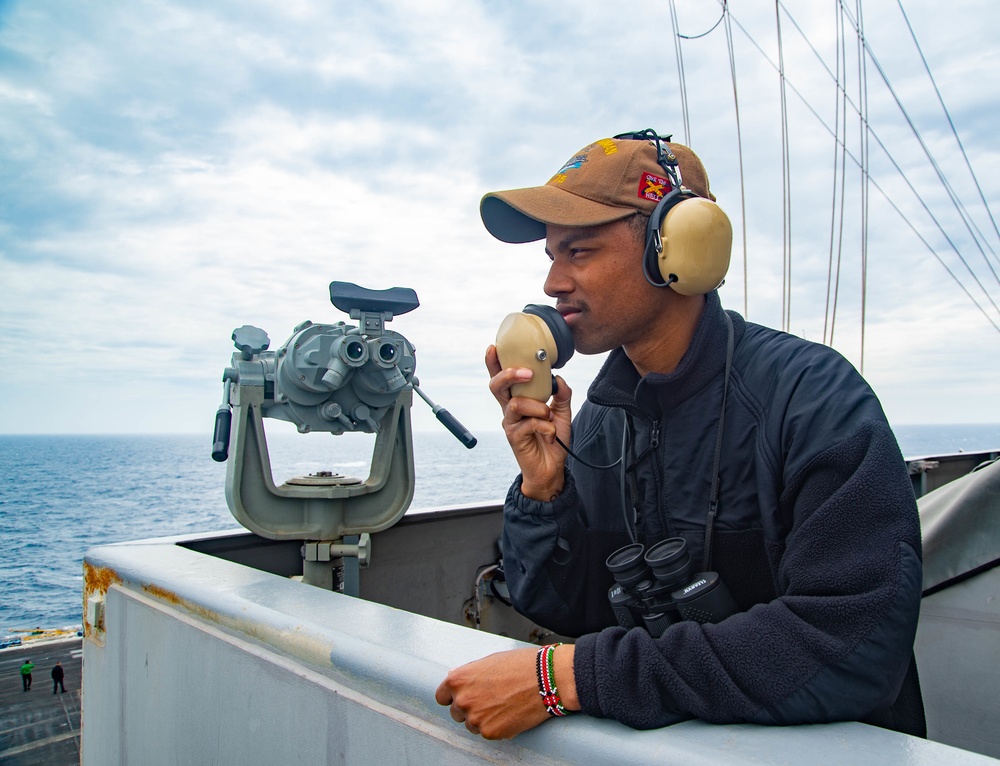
top-left (572, 419), bottom-right (922, 728)
top-left (501, 472), bottom-right (629, 638)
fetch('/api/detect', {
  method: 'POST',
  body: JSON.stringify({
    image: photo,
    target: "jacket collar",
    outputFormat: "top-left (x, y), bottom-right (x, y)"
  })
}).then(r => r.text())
top-left (586, 290), bottom-right (745, 416)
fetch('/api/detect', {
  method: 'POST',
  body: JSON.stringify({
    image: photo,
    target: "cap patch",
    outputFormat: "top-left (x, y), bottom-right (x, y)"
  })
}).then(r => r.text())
top-left (556, 153), bottom-right (587, 174)
top-left (595, 139), bottom-right (618, 155)
top-left (638, 172), bottom-right (672, 202)
top-left (550, 152), bottom-right (589, 185)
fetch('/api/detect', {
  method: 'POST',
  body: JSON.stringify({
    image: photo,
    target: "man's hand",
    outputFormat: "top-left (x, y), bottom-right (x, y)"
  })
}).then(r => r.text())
top-left (435, 645), bottom-right (578, 740)
top-left (486, 345), bottom-right (573, 502)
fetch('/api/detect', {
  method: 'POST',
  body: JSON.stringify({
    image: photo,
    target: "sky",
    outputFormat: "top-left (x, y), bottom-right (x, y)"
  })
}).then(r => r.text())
top-left (1, 0), bottom-right (998, 438)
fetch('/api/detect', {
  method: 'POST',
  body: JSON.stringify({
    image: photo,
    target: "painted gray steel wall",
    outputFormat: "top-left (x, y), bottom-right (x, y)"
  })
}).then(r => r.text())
top-left (917, 567), bottom-right (1000, 758)
top-left (82, 533), bottom-right (998, 766)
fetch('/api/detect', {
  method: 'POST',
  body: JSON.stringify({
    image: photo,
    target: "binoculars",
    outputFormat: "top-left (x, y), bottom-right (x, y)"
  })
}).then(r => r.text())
top-left (606, 537), bottom-right (738, 637)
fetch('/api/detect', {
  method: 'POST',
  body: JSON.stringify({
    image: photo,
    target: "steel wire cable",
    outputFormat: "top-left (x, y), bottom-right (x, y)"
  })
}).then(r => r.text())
top-left (716, 1), bottom-right (1000, 333)
top-left (677, 3), bottom-right (727, 40)
top-left (775, 2), bottom-right (793, 332)
top-left (723, 5), bottom-right (750, 318)
top-left (670, 2), bottom-right (749, 317)
top-left (774, 0), bottom-right (1000, 318)
top-left (837, 3), bottom-right (1000, 300)
top-left (669, 0), bottom-right (692, 145)
top-left (896, 0), bottom-right (1000, 265)
top-left (825, 2), bottom-right (848, 347)
top-left (855, 0), bottom-right (870, 372)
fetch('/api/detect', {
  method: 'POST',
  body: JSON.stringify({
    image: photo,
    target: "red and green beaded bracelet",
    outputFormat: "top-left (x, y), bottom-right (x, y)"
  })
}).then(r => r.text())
top-left (536, 643), bottom-right (572, 717)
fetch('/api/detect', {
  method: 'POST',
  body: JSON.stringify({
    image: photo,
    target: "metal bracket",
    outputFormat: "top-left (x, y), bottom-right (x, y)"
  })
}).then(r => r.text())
top-left (303, 534), bottom-right (371, 568)
top-left (225, 385), bottom-right (415, 541)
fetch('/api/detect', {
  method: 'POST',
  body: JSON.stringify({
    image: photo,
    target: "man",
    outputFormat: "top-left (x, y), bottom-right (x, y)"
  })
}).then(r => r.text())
top-left (20, 659), bottom-right (34, 691)
top-left (52, 661), bottom-right (66, 694)
top-left (435, 132), bottom-right (924, 740)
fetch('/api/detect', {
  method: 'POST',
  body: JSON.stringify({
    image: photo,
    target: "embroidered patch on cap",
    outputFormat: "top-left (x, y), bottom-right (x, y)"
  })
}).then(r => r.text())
top-left (595, 139), bottom-right (618, 155)
top-left (638, 172), bottom-right (672, 202)
top-left (556, 153), bottom-right (588, 175)
top-left (550, 152), bottom-right (589, 185)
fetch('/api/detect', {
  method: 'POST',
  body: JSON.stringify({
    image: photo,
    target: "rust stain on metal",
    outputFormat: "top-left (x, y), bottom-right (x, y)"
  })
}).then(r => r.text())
top-left (83, 562), bottom-right (122, 596)
top-left (86, 569), bottom-right (321, 663)
top-left (143, 582), bottom-right (184, 606)
top-left (83, 563), bottom-right (122, 643)
top-left (140, 582), bottom-right (231, 631)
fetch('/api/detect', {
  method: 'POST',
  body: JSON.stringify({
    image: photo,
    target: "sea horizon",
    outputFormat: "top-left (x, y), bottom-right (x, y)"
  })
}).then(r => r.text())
top-left (2, 424), bottom-right (999, 633)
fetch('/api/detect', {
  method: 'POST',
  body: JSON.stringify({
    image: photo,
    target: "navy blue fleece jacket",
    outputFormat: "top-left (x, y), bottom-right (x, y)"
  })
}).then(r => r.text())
top-left (501, 291), bottom-right (924, 734)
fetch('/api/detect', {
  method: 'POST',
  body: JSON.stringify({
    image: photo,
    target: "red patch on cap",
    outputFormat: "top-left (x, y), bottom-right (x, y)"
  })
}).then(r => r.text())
top-left (638, 172), bottom-right (672, 202)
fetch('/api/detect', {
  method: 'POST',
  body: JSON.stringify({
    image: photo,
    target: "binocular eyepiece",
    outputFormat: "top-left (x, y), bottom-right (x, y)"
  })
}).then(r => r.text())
top-left (606, 537), bottom-right (738, 637)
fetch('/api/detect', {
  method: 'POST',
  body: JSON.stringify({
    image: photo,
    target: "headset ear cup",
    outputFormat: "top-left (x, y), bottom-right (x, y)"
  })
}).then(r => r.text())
top-left (655, 198), bottom-right (733, 296)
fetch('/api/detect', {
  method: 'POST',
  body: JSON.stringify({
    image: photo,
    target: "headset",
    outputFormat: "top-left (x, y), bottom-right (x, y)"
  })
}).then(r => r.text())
top-left (613, 129), bottom-right (733, 296)
top-left (497, 130), bottom-right (733, 399)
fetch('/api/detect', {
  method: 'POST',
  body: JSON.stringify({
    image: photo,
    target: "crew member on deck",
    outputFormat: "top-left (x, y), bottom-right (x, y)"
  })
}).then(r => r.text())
top-left (436, 131), bottom-right (924, 739)
top-left (52, 661), bottom-right (66, 694)
top-left (20, 659), bottom-right (34, 692)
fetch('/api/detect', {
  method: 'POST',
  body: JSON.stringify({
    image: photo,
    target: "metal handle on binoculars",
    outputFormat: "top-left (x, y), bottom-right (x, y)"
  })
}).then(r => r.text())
top-left (211, 376), bottom-right (235, 462)
top-left (412, 381), bottom-right (477, 449)
top-left (212, 407), bottom-right (232, 462)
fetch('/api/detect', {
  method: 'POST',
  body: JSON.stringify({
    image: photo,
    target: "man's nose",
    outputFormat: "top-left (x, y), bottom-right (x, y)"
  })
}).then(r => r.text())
top-left (543, 259), bottom-right (572, 298)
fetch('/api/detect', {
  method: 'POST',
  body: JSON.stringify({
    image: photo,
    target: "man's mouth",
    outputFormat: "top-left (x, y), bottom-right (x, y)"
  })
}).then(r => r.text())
top-left (557, 303), bottom-right (582, 327)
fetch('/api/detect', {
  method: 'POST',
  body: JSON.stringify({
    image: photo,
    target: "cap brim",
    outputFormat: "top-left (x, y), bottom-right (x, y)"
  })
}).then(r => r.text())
top-left (481, 186), bottom-right (637, 244)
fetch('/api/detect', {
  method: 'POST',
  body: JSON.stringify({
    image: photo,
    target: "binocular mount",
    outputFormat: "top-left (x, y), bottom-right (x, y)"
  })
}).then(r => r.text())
top-left (211, 281), bottom-right (475, 589)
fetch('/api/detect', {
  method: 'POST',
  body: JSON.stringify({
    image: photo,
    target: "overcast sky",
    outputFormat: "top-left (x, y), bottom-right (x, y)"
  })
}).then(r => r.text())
top-left (2, 0), bottom-right (998, 438)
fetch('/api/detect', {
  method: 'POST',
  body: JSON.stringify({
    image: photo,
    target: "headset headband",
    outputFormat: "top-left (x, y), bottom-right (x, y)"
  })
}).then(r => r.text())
top-left (612, 129), bottom-right (684, 193)
top-left (612, 129), bottom-right (732, 293)
top-left (614, 130), bottom-right (695, 287)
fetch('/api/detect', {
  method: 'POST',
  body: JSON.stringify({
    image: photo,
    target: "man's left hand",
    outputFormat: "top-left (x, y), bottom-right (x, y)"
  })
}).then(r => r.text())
top-left (434, 646), bottom-right (577, 740)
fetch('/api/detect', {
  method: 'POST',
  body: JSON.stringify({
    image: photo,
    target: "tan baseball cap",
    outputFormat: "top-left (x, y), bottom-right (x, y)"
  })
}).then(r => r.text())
top-left (480, 135), bottom-right (715, 243)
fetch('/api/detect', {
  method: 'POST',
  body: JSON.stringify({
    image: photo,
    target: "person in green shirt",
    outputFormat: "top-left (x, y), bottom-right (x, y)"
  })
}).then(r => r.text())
top-left (20, 660), bottom-right (34, 691)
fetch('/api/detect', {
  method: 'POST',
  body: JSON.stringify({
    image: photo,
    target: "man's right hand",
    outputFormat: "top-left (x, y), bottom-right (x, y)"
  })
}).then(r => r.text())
top-left (486, 344), bottom-right (572, 502)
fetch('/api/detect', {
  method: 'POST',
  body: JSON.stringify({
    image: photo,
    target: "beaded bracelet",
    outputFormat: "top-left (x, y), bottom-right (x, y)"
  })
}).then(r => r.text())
top-left (536, 643), bottom-right (573, 717)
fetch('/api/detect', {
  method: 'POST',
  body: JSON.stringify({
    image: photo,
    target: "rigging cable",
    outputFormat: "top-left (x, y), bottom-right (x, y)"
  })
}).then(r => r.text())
top-left (838, 4), bottom-right (1000, 303)
top-left (832, 6), bottom-right (848, 347)
top-left (674, 2), bottom-right (742, 310)
top-left (788, 0), bottom-right (998, 291)
top-left (825, 1), bottom-right (847, 347)
top-left (677, 4), bottom-right (727, 40)
top-left (856, 0), bottom-right (870, 373)
top-left (775, 2), bottom-right (793, 333)
top-left (669, 0), bottom-right (692, 144)
top-left (780, 0), bottom-right (1000, 323)
top-left (822, 1), bottom-right (836, 345)
top-left (896, 0), bottom-right (1000, 264)
top-left (724, 5), bottom-right (1000, 333)
top-left (722, 2), bottom-right (750, 318)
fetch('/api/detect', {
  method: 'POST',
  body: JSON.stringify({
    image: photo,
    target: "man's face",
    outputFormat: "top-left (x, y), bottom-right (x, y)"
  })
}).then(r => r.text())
top-left (543, 218), bottom-right (670, 357)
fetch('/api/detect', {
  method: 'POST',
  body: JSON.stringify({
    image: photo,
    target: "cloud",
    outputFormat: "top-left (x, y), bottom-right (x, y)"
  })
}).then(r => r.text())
top-left (0, 0), bottom-right (997, 437)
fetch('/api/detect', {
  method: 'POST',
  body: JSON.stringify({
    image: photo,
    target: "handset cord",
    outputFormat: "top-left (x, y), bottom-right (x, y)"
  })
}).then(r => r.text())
top-left (554, 426), bottom-right (634, 543)
top-left (552, 312), bottom-right (735, 557)
top-left (553, 436), bottom-right (622, 470)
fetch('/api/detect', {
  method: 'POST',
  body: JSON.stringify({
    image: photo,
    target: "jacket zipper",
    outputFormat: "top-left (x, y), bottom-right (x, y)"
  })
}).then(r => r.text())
top-left (648, 419), bottom-right (673, 539)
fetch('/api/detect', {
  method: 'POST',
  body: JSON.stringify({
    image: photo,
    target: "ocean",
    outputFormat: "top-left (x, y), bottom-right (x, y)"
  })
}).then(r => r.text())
top-left (2, 423), bottom-right (999, 634)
